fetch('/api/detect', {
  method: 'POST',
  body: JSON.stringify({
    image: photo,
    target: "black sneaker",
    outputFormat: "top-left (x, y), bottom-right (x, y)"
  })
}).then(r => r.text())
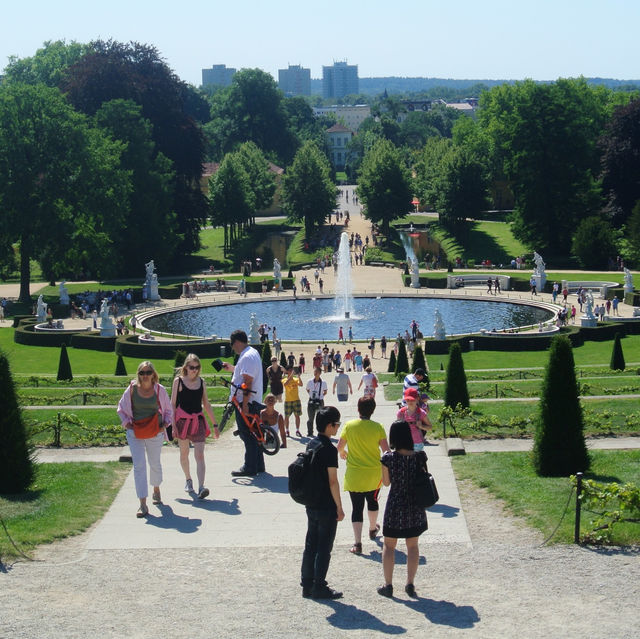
top-left (231, 468), bottom-right (257, 477)
top-left (311, 586), bottom-right (343, 600)
top-left (302, 587), bottom-right (312, 598)
top-left (377, 584), bottom-right (393, 598)
top-left (405, 583), bottom-right (417, 598)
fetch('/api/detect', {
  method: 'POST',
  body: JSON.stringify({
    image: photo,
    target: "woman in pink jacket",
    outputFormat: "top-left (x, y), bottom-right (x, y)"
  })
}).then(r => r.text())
top-left (117, 361), bottom-right (173, 518)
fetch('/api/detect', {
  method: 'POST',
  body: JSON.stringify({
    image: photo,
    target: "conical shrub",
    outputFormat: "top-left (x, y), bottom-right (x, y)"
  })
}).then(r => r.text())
top-left (173, 349), bottom-right (187, 369)
top-left (261, 340), bottom-right (272, 394)
top-left (412, 345), bottom-right (426, 373)
top-left (533, 335), bottom-right (590, 476)
top-left (280, 351), bottom-right (287, 367)
top-left (395, 339), bottom-right (409, 375)
top-left (388, 349), bottom-right (397, 373)
top-left (56, 343), bottom-right (73, 381)
top-left (0, 350), bottom-right (34, 493)
top-left (444, 342), bottom-right (469, 409)
top-left (115, 354), bottom-right (128, 376)
top-left (610, 333), bottom-right (625, 371)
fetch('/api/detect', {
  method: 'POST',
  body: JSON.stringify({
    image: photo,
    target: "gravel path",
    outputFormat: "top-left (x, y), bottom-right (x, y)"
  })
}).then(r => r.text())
top-left (2, 480), bottom-right (638, 639)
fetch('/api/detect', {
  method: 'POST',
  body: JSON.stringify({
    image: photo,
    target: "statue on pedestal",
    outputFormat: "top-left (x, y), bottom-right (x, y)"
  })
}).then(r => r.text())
top-left (584, 290), bottom-right (595, 320)
top-left (99, 298), bottom-right (116, 337)
top-left (36, 295), bottom-right (47, 323)
top-left (248, 313), bottom-right (261, 345)
top-left (410, 258), bottom-right (420, 288)
top-left (533, 251), bottom-right (546, 276)
top-left (59, 281), bottom-right (70, 306)
top-left (624, 267), bottom-right (633, 294)
top-left (144, 259), bottom-right (160, 301)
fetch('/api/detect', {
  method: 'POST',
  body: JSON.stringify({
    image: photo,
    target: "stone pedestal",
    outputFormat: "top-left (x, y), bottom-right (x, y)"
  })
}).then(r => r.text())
top-left (533, 273), bottom-right (546, 292)
top-left (148, 275), bottom-right (160, 301)
top-left (580, 316), bottom-right (597, 327)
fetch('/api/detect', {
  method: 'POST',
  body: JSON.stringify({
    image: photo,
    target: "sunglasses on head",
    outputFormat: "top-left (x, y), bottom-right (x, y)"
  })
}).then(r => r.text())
top-left (139, 370), bottom-right (153, 376)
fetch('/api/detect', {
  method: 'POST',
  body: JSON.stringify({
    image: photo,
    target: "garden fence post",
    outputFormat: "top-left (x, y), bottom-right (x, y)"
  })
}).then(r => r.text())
top-left (574, 472), bottom-right (583, 544)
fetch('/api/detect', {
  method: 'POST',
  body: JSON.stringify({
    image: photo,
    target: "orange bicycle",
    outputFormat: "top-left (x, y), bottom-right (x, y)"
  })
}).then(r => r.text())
top-left (217, 378), bottom-right (280, 455)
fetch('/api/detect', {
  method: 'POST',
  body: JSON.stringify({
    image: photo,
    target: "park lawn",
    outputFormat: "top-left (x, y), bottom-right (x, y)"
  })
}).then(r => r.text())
top-left (0, 462), bottom-right (129, 558)
top-left (452, 449), bottom-right (640, 545)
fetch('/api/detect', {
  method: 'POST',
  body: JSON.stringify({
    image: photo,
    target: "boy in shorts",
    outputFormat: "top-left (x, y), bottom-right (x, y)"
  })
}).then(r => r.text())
top-left (283, 365), bottom-right (303, 437)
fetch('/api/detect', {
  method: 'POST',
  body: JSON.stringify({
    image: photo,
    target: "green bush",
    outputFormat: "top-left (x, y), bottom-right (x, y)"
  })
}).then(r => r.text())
top-left (610, 333), bottom-right (625, 371)
top-left (57, 343), bottom-right (73, 382)
top-left (395, 339), bottom-right (409, 374)
top-left (412, 344), bottom-right (426, 373)
top-left (444, 342), bottom-right (469, 409)
top-left (280, 351), bottom-right (287, 367)
top-left (533, 335), bottom-right (590, 477)
top-left (115, 354), bottom-right (127, 376)
top-left (0, 351), bottom-right (34, 494)
top-left (388, 349), bottom-right (397, 373)
top-left (173, 350), bottom-right (187, 369)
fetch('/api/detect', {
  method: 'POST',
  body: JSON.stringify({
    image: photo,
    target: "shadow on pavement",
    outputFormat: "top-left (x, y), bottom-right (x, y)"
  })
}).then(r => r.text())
top-left (145, 504), bottom-right (202, 533)
top-left (232, 473), bottom-right (289, 494)
top-left (402, 597), bottom-right (480, 629)
top-left (175, 496), bottom-right (241, 515)
top-left (316, 600), bottom-right (405, 634)
top-left (428, 503), bottom-right (460, 518)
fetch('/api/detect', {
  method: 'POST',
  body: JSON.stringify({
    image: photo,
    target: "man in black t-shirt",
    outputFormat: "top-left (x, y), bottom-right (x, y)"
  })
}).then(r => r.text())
top-left (300, 406), bottom-right (344, 600)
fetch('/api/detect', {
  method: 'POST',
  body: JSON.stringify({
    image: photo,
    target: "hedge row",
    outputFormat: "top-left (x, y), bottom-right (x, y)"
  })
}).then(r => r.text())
top-left (114, 334), bottom-right (232, 359)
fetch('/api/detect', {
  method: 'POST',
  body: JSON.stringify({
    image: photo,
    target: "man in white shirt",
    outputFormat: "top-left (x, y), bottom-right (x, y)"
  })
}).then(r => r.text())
top-left (222, 329), bottom-right (264, 477)
top-left (305, 367), bottom-right (328, 437)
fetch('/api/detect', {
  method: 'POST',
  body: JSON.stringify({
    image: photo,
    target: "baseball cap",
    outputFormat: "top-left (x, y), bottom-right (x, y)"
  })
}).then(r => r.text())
top-left (414, 368), bottom-right (426, 377)
top-left (403, 388), bottom-right (419, 401)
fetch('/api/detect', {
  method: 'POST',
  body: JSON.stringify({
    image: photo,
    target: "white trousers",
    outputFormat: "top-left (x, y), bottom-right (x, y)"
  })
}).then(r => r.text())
top-left (126, 430), bottom-right (164, 498)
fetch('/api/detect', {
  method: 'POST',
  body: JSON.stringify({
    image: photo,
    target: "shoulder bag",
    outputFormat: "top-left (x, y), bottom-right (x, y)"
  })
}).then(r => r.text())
top-left (413, 456), bottom-right (439, 508)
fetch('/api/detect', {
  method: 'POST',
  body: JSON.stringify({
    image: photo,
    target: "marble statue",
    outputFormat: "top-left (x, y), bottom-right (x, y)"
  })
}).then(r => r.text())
top-left (144, 260), bottom-right (160, 301)
top-left (584, 290), bottom-right (595, 319)
top-left (248, 312), bottom-right (261, 345)
top-left (36, 295), bottom-right (47, 323)
top-left (59, 281), bottom-right (70, 306)
top-left (144, 260), bottom-right (155, 282)
top-left (99, 298), bottom-right (116, 337)
top-left (533, 251), bottom-right (546, 276)
top-left (410, 257), bottom-right (420, 288)
top-left (624, 267), bottom-right (633, 294)
top-left (273, 258), bottom-right (281, 280)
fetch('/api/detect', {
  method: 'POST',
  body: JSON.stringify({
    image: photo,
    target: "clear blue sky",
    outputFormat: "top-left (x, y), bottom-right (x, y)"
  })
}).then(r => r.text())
top-left (1, 0), bottom-right (638, 86)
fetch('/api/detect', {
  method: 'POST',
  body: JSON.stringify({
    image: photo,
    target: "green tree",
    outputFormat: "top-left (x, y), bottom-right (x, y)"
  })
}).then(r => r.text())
top-left (479, 79), bottom-right (609, 253)
top-left (115, 354), bottom-right (128, 376)
top-left (207, 69), bottom-right (298, 165)
top-left (0, 83), bottom-right (129, 301)
top-left (236, 142), bottom-right (276, 213)
top-left (444, 342), bottom-right (469, 409)
top-left (387, 349), bottom-right (397, 373)
top-left (395, 339), bottom-right (410, 375)
top-left (57, 343), bottom-right (73, 381)
top-left (282, 141), bottom-right (335, 238)
top-left (571, 217), bottom-right (617, 269)
top-left (413, 137), bottom-right (452, 210)
top-left (610, 333), bottom-right (626, 371)
top-left (533, 336), bottom-right (590, 476)
top-left (0, 350), bottom-right (34, 493)
top-left (357, 139), bottom-right (413, 235)
top-left (94, 99), bottom-right (178, 274)
top-left (411, 344), bottom-right (427, 374)
top-left (209, 153), bottom-right (255, 255)
top-left (279, 351), bottom-right (287, 367)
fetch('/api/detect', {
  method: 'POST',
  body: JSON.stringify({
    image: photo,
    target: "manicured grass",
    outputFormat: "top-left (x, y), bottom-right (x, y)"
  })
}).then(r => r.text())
top-left (0, 462), bottom-right (129, 558)
top-left (452, 449), bottom-right (640, 544)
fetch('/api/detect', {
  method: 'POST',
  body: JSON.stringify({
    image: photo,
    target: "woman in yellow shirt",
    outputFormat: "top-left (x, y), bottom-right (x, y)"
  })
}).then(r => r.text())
top-left (337, 397), bottom-right (389, 554)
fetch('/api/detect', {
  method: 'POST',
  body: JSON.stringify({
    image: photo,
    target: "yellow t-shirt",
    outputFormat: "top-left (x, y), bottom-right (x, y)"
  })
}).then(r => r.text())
top-left (340, 418), bottom-right (387, 492)
top-left (283, 375), bottom-right (301, 402)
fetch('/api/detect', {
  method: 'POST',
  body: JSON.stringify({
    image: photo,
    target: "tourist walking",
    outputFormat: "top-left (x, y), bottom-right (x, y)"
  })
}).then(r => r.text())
top-left (261, 393), bottom-right (286, 448)
top-left (332, 368), bottom-right (353, 401)
top-left (171, 354), bottom-right (219, 500)
top-left (283, 365), bottom-right (303, 437)
top-left (337, 397), bottom-right (389, 555)
top-left (377, 420), bottom-right (429, 599)
top-left (380, 335), bottom-right (387, 358)
top-left (358, 366), bottom-right (378, 398)
top-left (397, 387), bottom-right (432, 451)
top-left (300, 406), bottom-right (344, 599)
top-left (117, 361), bottom-right (173, 518)
top-left (222, 330), bottom-right (264, 477)
top-left (306, 367), bottom-right (328, 437)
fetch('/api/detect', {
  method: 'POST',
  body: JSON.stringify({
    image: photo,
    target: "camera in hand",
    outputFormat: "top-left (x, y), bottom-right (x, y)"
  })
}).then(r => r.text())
top-left (211, 358), bottom-right (224, 372)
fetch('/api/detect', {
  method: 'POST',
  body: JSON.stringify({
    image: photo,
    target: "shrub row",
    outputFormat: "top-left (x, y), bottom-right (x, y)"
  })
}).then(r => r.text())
top-left (114, 334), bottom-right (232, 359)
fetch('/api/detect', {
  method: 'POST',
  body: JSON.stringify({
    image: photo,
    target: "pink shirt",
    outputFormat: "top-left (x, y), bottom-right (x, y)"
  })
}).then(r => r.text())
top-left (397, 406), bottom-right (427, 444)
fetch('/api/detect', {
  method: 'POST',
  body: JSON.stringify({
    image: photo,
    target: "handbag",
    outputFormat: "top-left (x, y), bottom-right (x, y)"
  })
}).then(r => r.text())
top-left (131, 386), bottom-right (163, 439)
top-left (413, 459), bottom-right (439, 508)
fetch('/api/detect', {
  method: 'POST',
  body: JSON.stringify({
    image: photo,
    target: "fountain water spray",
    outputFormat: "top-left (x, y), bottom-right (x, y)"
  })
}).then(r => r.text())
top-left (335, 232), bottom-right (354, 318)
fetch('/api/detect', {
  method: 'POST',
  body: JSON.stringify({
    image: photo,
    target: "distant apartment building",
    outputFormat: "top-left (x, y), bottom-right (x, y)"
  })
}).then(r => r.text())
top-left (278, 64), bottom-right (311, 96)
top-left (326, 123), bottom-right (354, 169)
top-left (322, 61), bottom-right (359, 99)
top-left (313, 105), bottom-right (371, 131)
top-left (201, 64), bottom-right (236, 87)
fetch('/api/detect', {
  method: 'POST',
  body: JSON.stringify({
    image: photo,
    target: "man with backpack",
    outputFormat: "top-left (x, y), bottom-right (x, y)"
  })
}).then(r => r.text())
top-left (298, 406), bottom-right (344, 599)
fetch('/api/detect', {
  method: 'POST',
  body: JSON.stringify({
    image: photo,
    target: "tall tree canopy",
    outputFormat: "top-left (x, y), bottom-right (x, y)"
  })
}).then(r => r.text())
top-left (282, 141), bottom-right (335, 238)
top-left (0, 83), bottom-right (129, 301)
top-left (479, 78), bottom-right (609, 253)
top-left (357, 139), bottom-right (413, 234)
top-left (599, 98), bottom-right (640, 225)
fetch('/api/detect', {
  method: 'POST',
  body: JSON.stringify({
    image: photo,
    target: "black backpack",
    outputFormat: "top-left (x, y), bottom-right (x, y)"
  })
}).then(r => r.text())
top-left (288, 439), bottom-right (321, 506)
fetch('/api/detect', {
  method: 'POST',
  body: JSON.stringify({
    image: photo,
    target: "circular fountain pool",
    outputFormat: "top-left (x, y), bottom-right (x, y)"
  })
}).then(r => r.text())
top-left (142, 296), bottom-right (555, 341)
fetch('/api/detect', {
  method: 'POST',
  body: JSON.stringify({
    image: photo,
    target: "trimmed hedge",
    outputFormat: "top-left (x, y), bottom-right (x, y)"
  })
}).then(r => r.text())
top-left (71, 332), bottom-right (116, 352)
top-left (402, 275), bottom-right (447, 289)
top-left (14, 322), bottom-right (75, 347)
top-left (114, 334), bottom-right (232, 360)
top-left (625, 291), bottom-right (640, 306)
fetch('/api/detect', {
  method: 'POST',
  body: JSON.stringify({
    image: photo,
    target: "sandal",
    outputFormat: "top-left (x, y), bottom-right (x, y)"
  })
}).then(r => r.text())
top-left (369, 524), bottom-right (380, 540)
top-left (136, 504), bottom-right (149, 518)
top-left (349, 542), bottom-right (362, 555)
top-left (152, 490), bottom-right (162, 504)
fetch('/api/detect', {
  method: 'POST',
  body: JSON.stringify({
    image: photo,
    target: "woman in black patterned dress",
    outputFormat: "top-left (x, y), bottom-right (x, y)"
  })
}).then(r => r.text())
top-left (378, 420), bottom-right (427, 598)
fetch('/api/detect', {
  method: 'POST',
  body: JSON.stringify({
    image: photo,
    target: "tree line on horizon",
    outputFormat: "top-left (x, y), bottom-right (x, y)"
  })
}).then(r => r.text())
top-left (1, 39), bottom-right (640, 303)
